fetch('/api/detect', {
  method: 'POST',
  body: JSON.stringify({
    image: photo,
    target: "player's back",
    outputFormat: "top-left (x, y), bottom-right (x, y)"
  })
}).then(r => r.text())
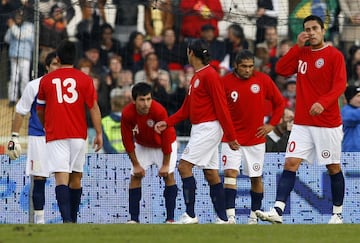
top-left (37, 67), bottom-right (97, 141)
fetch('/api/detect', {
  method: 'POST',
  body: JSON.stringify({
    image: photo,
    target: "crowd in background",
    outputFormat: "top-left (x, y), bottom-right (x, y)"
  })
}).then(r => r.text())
top-left (1, 0), bottom-right (360, 146)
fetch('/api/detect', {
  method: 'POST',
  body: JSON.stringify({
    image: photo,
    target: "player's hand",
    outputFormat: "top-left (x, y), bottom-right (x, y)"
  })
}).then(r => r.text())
top-left (256, 124), bottom-right (274, 138)
top-left (309, 102), bottom-right (324, 116)
top-left (154, 121), bottom-right (167, 134)
top-left (93, 133), bottom-right (103, 152)
top-left (133, 164), bottom-right (145, 178)
top-left (7, 134), bottom-right (21, 160)
top-left (297, 31), bottom-right (310, 48)
top-left (228, 140), bottom-right (240, 151)
top-left (158, 164), bottom-right (169, 178)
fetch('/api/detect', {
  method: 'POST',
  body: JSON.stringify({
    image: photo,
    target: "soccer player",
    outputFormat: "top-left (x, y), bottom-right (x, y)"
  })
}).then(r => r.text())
top-left (155, 39), bottom-right (240, 224)
top-left (121, 82), bottom-right (178, 224)
top-left (6, 52), bottom-right (60, 224)
top-left (221, 49), bottom-right (285, 224)
top-left (37, 40), bottom-right (103, 223)
top-left (255, 15), bottom-right (347, 224)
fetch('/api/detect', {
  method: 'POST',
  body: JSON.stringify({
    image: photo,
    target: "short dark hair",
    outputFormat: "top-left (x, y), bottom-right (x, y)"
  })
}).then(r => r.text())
top-left (131, 82), bottom-right (152, 100)
top-left (303, 15), bottom-right (324, 29)
top-left (187, 39), bottom-right (211, 65)
top-left (234, 49), bottom-right (254, 64)
top-left (56, 40), bottom-right (76, 65)
top-left (45, 51), bottom-right (57, 67)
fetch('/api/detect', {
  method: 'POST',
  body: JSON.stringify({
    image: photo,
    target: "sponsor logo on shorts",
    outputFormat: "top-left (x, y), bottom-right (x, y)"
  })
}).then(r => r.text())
top-left (250, 84), bottom-right (260, 94)
top-left (315, 58), bottom-right (324, 69)
top-left (147, 119), bottom-right (155, 127)
top-left (253, 163), bottom-right (261, 171)
top-left (321, 150), bottom-right (330, 158)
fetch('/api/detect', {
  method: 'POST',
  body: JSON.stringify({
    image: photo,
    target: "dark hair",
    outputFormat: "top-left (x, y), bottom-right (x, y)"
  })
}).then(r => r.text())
top-left (228, 24), bottom-right (245, 40)
top-left (303, 15), bottom-right (324, 29)
top-left (234, 49), bottom-right (254, 64)
top-left (187, 39), bottom-right (211, 65)
top-left (100, 23), bottom-right (114, 34)
top-left (56, 40), bottom-right (76, 65)
top-left (131, 82), bottom-right (152, 100)
top-left (45, 51), bottom-right (57, 67)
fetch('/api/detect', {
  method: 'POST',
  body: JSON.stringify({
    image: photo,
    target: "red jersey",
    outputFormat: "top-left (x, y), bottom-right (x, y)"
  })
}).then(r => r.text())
top-left (37, 67), bottom-right (97, 142)
top-left (166, 65), bottom-right (236, 141)
top-left (222, 71), bottom-right (285, 145)
top-left (121, 100), bottom-right (176, 154)
top-left (276, 45), bottom-right (346, 127)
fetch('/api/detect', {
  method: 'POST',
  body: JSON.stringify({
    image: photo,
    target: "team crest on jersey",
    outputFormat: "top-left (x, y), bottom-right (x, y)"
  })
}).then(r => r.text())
top-left (183, 146), bottom-right (189, 154)
top-left (194, 79), bottom-right (200, 88)
top-left (253, 163), bottom-right (261, 171)
top-left (250, 84), bottom-right (260, 94)
top-left (147, 119), bottom-right (155, 127)
top-left (315, 58), bottom-right (324, 69)
top-left (321, 150), bottom-right (330, 158)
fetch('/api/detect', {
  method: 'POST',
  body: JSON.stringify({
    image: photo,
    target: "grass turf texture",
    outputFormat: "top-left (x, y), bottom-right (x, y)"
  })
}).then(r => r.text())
top-left (0, 224), bottom-right (357, 243)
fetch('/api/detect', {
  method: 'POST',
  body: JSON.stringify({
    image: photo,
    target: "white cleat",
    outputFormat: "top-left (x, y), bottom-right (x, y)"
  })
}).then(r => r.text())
top-left (328, 214), bottom-right (343, 224)
top-left (228, 216), bottom-right (236, 224)
top-left (256, 208), bottom-right (283, 224)
top-left (247, 217), bottom-right (258, 225)
top-left (174, 213), bottom-right (199, 224)
top-left (214, 217), bottom-right (229, 224)
top-left (126, 220), bottom-right (139, 224)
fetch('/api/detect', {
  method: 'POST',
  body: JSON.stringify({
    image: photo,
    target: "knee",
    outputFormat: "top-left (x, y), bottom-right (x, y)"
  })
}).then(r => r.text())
top-left (203, 169), bottom-right (220, 185)
top-left (326, 164), bottom-right (341, 175)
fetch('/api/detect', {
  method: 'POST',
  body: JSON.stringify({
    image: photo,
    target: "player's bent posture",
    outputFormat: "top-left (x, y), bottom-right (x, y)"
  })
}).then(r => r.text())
top-left (37, 40), bottom-right (103, 223)
top-left (256, 15), bottom-right (346, 224)
top-left (221, 50), bottom-right (285, 224)
top-left (7, 52), bottom-right (59, 224)
top-left (155, 39), bottom-right (240, 224)
top-left (121, 82), bottom-right (178, 224)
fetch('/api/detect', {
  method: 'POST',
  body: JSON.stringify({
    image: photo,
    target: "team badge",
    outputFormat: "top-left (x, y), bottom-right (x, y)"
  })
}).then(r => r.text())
top-left (250, 84), bottom-right (260, 94)
top-left (147, 119), bottom-right (155, 127)
top-left (253, 163), bottom-right (261, 171)
top-left (315, 58), bottom-right (324, 69)
top-left (194, 79), bottom-right (200, 88)
top-left (321, 150), bottom-right (330, 158)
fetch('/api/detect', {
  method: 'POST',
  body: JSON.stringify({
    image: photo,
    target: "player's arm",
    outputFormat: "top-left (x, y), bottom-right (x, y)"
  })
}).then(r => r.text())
top-left (7, 112), bottom-right (24, 160)
top-left (159, 153), bottom-right (171, 178)
top-left (89, 101), bottom-right (103, 152)
top-left (275, 44), bottom-right (301, 77)
top-left (127, 151), bottom-right (145, 178)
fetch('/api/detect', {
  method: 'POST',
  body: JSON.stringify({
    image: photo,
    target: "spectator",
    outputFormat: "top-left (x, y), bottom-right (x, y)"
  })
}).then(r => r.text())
top-left (133, 40), bottom-right (168, 74)
top-left (82, 41), bottom-right (107, 80)
top-left (255, 0), bottom-right (278, 45)
top-left (222, 24), bottom-right (249, 72)
top-left (179, 0), bottom-right (224, 39)
top-left (339, 0), bottom-right (360, 55)
top-left (266, 108), bottom-right (294, 152)
top-left (144, 0), bottom-right (174, 44)
top-left (154, 28), bottom-right (188, 85)
top-left (134, 52), bottom-right (169, 85)
top-left (101, 87), bottom-right (132, 154)
top-left (200, 24), bottom-right (226, 70)
top-left (0, 0), bottom-right (21, 52)
top-left (39, 3), bottom-right (68, 76)
top-left (255, 26), bottom-right (279, 80)
top-left (346, 45), bottom-right (360, 85)
top-left (76, 57), bottom-right (93, 76)
top-left (4, 9), bottom-right (34, 107)
top-left (112, 0), bottom-right (145, 45)
top-left (282, 75), bottom-right (296, 111)
top-left (105, 55), bottom-right (134, 89)
top-left (342, 85), bottom-right (360, 152)
top-left (27, 0), bottom-right (75, 23)
top-left (99, 23), bottom-right (122, 68)
top-left (120, 31), bottom-right (144, 72)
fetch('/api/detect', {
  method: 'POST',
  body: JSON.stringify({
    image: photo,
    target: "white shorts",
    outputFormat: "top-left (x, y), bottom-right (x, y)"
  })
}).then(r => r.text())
top-left (46, 139), bottom-right (86, 173)
top-left (181, 121), bottom-right (223, 170)
top-left (132, 141), bottom-right (177, 175)
top-left (26, 136), bottom-right (49, 177)
top-left (285, 124), bottom-right (343, 165)
top-left (221, 142), bottom-right (265, 177)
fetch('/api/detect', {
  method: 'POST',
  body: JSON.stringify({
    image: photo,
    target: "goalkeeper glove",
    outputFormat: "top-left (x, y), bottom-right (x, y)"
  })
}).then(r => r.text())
top-left (7, 133), bottom-right (21, 160)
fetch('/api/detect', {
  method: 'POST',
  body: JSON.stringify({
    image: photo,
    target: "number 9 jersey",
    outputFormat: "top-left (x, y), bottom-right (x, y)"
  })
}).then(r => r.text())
top-left (37, 67), bottom-right (97, 142)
